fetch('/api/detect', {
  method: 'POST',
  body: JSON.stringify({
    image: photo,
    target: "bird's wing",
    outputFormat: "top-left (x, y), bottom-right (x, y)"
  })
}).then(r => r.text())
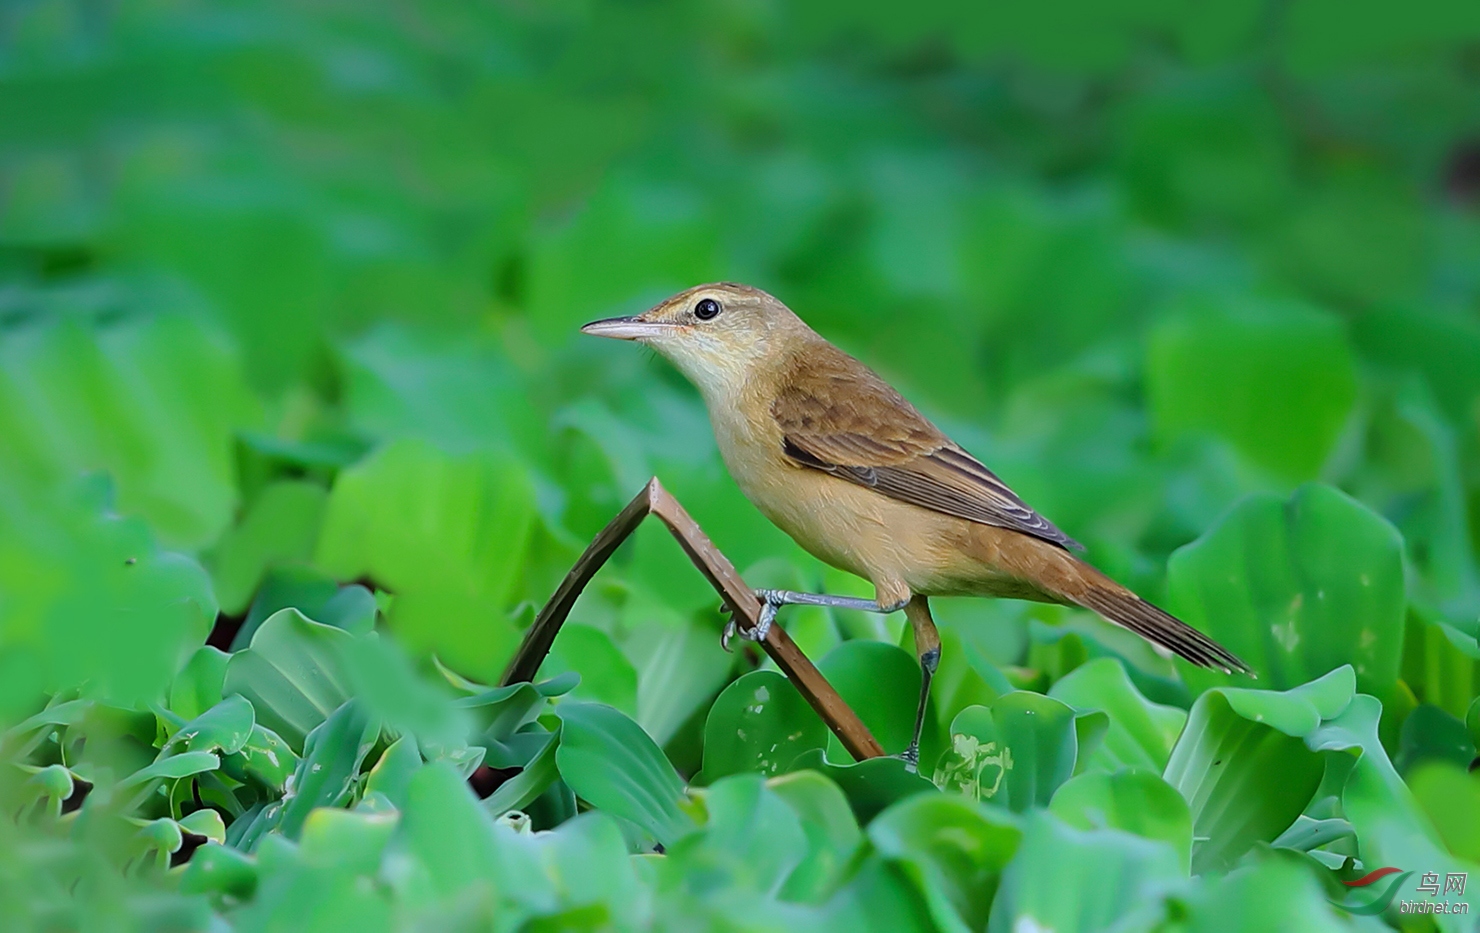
top-left (771, 353), bottom-right (1082, 551)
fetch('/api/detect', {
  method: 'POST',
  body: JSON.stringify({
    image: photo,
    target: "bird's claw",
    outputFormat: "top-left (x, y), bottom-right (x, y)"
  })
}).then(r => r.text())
top-left (719, 591), bottom-right (779, 652)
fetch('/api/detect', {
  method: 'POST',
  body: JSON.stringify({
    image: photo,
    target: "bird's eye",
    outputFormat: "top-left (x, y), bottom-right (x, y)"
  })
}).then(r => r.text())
top-left (694, 298), bottom-right (721, 320)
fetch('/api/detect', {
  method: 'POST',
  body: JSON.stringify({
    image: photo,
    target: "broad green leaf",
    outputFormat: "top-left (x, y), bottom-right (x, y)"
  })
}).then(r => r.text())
top-left (207, 479), bottom-right (328, 616)
top-left (276, 701), bottom-right (380, 840)
top-left (223, 608), bottom-right (354, 752)
top-left (1049, 657), bottom-right (1187, 772)
top-left (818, 640), bottom-right (926, 762)
top-left (221, 724), bottom-right (298, 793)
top-left (789, 749), bottom-right (937, 824)
top-left (169, 647), bottom-right (230, 723)
top-left (869, 793), bottom-right (1022, 933)
top-left (1170, 855), bottom-right (1357, 932)
top-left (1167, 483), bottom-right (1405, 696)
top-left (987, 811), bottom-right (1184, 933)
top-left (626, 611), bottom-right (734, 748)
top-left (1163, 667), bottom-right (1355, 873)
top-left (363, 735), bottom-right (422, 809)
top-left (179, 843), bottom-right (258, 900)
top-left (1049, 769), bottom-right (1193, 871)
top-left (394, 761), bottom-right (503, 905)
top-left (1147, 299), bottom-right (1357, 481)
top-left (934, 692), bottom-right (1078, 812)
top-left (769, 770), bottom-right (864, 903)
top-left (300, 808), bottom-right (399, 874)
top-left (555, 701), bottom-right (693, 846)
top-left (699, 670), bottom-right (828, 783)
top-left (1395, 703), bottom-right (1476, 775)
top-left (666, 774), bottom-right (808, 895)
top-left (485, 730), bottom-right (560, 817)
top-left (166, 695), bottom-right (254, 757)
top-left (179, 808), bottom-right (227, 844)
top-left (120, 751), bottom-right (221, 788)
top-left (315, 438), bottom-right (536, 681)
top-left (1405, 762), bottom-right (1480, 863)
top-left (540, 623), bottom-right (638, 716)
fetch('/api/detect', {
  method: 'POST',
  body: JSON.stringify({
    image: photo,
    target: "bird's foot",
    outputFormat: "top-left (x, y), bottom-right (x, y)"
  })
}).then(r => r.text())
top-left (719, 590), bottom-right (782, 652)
top-left (895, 743), bottom-right (920, 775)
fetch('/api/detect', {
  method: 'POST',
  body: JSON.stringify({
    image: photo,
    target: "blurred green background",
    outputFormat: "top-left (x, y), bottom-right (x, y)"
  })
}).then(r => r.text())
top-left (3, 0), bottom-right (1480, 929)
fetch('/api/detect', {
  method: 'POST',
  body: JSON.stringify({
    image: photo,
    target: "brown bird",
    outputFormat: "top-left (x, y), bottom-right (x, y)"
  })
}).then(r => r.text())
top-left (582, 282), bottom-right (1249, 766)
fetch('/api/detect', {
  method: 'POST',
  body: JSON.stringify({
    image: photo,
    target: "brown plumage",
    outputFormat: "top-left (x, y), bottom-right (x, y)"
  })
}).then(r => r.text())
top-left (582, 283), bottom-right (1250, 757)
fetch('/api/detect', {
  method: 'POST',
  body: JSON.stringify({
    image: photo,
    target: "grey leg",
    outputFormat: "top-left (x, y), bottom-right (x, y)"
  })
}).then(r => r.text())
top-left (900, 596), bottom-right (941, 773)
top-left (722, 589), bottom-right (909, 651)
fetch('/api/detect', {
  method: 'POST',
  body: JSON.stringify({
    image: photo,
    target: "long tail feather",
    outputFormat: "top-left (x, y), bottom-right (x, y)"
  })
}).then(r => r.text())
top-left (1073, 585), bottom-right (1251, 676)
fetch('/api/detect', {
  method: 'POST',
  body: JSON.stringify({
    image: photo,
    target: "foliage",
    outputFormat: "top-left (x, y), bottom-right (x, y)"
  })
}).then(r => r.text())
top-left (4, 0), bottom-right (1480, 930)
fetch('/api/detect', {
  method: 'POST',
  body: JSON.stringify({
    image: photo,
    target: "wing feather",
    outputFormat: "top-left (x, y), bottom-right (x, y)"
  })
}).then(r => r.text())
top-left (772, 350), bottom-right (1081, 551)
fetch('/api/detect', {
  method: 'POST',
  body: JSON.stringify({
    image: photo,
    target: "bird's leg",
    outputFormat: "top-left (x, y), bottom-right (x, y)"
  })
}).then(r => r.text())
top-left (900, 596), bottom-right (940, 774)
top-left (721, 589), bottom-right (909, 651)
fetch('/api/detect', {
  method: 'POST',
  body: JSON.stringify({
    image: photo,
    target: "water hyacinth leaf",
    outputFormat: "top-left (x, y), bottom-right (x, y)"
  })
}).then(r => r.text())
top-left (395, 761), bottom-right (504, 904)
top-left (868, 793), bottom-right (1023, 933)
top-left (363, 735), bottom-right (422, 809)
top-left (1271, 815), bottom-right (1354, 853)
top-left (818, 640), bottom-right (928, 761)
top-left (555, 701), bottom-right (693, 846)
top-left (768, 770), bottom-right (864, 902)
top-left (179, 843), bottom-right (258, 900)
top-left (208, 479), bottom-right (328, 616)
top-left (276, 701), bottom-right (379, 840)
top-left (1049, 657), bottom-right (1187, 772)
top-left (343, 635), bottom-right (468, 749)
top-left (221, 724), bottom-right (298, 793)
top-left (1049, 769), bottom-right (1193, 871)
top-left (223, 608), bottom-right (355, 752)
top-left (485, 730), bottom-right (561, 817)
top-left (670, 774), bottom-right (809, 895)
top-left (627, 612), bottom-right (735, 748)
top-left (1167, 483), bottom-right (1405, 696)
top-left (120, 751), bottom-right (220, 790)
top-left (167, 695), bottom-right (254, 757)
top-left (1169, 855), bottom-right (1356, 932)
top-left (179, 807), bottom-right (227, 845)
top-left (1404, 762), bottom-right (1480, 863)
top-left (300, 808), bottom-right (399, 874)
top-left (515, 812), bottom-right (648, 928)
top-left (934, 692), bottom-right (1078, 812)
top-left (314, 438), bottom-right (536, 681)
top-left (1402, 610), bottom-right (1480, 722)
top-left (1146, 300), bottom-right (1357, 481)
top-left (987, 812), bottom-right (1184, 933)
top-left (1395, 703), bottom-right (1476, 776)
top-left (698, 670), bottom-right (828, 783)
top-left (789, 749), bottom-right (937, 824)
top-left (1163, 667), bottom-right (1355, 874)
top-left (541, 622), bottom-right (639, 716)
top-left (169, 647), bottom-right (230, 722)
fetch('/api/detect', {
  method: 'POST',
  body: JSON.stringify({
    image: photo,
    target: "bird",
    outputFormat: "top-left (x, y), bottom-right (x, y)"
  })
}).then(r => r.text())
top-left (581, 282), bottom-right (1250, 767)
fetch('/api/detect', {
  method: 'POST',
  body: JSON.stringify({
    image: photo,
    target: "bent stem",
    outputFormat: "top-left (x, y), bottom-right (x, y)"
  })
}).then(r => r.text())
top-left (500, 477), bottom-right (886, 762)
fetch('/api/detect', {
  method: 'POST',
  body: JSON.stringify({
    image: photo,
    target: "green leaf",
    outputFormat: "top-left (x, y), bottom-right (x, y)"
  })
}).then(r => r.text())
top-left (120, 751), bottom-right (221, 788)
top-left (363, 735), bottom-right (422, 809)
top-left (1049, 768), bottom-right (1193, 871)
top-left (768, 770), bottom-right (864, 903)
top-left (1167, 483), bottom-right (1405, 696)
top-left (1405, 762), bottom-right (1480, 863)
top-left (789, 749), bottom-right (937, 824)
top-left (179, 808), bottom-right (227, 844)
top-left (1163, 667), bottom-right (1355, 873)
top-left (300, 808), bottom-right (399, 874)
top-left (541, 623), bottom-right (638, 716)
top-left (179, 843), bottom-right (258, 900)
top-left (987, 811), bottom-right (1184, 933)
top-left (934, 692), bottom-right (1078, 812)
top-left (221, 724), bottom-right (299, 793)
top-left (1147, 299), bottom-right (1357, 481)
top-left (698, 670), bottom-right (829, 783)
top-left (223, 608), bottom-right (355, 752)
top-left (395, 761), bottom-right (503, 904)
top-left (869, 793), bottom-right (1022, 933)
top-left (555, 701), bottom-right (693, 846)
top-left (818, 640), bottom-right (926, 761)
top-left (169, 647), bottom-right (230, 723)
top-left (667, 774), bottom-right (809, 894)
top-left (276, 701), bottom-right (380, 840)
top-left (485, 730), bottom-right (561, 817)
top-left (315, 438), bottom-right (536, 681)
top-left (1395, 703), bottom-right (1476, 776)
top-left (167, 695), bottom-right (254, 757)
top-left (1049, 658), bottom-right (1187, 772)
top-left (207, 479), bottom-right (328, 616)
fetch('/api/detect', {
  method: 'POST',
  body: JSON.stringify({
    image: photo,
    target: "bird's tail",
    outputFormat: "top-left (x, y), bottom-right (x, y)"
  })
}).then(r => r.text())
top-left (1068, 573), bottom-right (1251, 676)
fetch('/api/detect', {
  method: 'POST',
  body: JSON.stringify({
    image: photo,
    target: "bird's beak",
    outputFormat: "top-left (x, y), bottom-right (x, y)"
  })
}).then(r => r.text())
top-left (579, 316), bottom-right (678, 341)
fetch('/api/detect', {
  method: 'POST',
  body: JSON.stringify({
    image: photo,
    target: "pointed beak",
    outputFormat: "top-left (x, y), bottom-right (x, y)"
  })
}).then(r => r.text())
top-left (579, 316), bottom-right (678, 341)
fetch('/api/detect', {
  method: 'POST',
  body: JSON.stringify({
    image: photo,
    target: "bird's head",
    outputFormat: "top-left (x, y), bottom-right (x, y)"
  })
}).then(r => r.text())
top-left (581, 283), bottom-right (806, 400)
